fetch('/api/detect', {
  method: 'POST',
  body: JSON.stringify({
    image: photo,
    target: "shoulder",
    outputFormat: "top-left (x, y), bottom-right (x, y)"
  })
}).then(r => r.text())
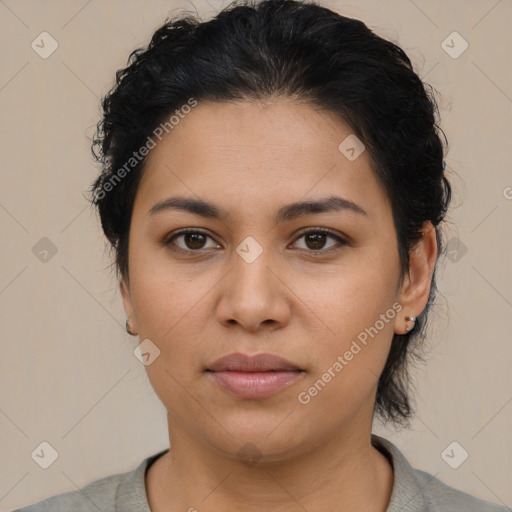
top-left (371, 434), bottom-right (511, 512)
top-left (11, 449), bottom-right (168, 512)
top-left (412, 468), bottom-right (511, 512)
top-left (11, 472), bottom-right (123, 511)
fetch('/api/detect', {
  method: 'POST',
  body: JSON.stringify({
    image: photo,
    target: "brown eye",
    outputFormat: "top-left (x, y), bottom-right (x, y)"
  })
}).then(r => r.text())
top-left (182, 232), bottom-right (207, 250)
top-left (165, 230), bottom-right (220, 252)
top-left (292, 229), bottom-right (347, 253)
top-left (304, 232), bottom-right (328, 250)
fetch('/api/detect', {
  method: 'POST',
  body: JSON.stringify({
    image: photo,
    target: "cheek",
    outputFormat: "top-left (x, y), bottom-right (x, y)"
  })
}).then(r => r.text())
top-left (305, 250), bottom-right (400, 393)
top-left (296, 302), bottom-right (398, 425)
top-left (314, 250), bottom-right (400, 333)
top-left (128, 261), bottom-right (215, 392)
top-left (128, 251), bottom-right (203, 339)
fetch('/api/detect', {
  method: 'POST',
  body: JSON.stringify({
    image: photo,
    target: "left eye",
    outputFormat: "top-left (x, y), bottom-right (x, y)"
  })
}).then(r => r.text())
top-left (292, 230), bottom-right (346, 252)
top-left (164, 229), bottom-right (346, 253)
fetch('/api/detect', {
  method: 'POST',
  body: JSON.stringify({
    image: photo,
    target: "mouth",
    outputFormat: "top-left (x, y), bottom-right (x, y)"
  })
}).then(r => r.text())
top-left (205, 352), bottom-right (305, 399)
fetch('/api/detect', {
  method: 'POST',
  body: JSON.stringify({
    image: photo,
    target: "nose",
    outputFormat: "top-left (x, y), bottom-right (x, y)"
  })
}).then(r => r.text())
top-left (215, 245), bottom-right (291, 334)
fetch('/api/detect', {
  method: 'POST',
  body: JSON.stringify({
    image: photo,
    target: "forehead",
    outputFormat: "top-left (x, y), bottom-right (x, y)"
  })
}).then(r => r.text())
top-left (135, 99), bottom-right (389, 218)
top-left (148, 98), bottom-right (354, 158)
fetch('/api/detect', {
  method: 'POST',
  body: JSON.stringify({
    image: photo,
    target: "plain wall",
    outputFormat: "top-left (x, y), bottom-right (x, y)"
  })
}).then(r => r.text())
top-left (1, 0), bottom-right (511, 510)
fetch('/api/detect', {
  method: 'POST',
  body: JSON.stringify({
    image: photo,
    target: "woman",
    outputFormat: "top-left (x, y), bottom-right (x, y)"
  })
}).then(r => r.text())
top-left (15, 0), bottom-right (510, 510)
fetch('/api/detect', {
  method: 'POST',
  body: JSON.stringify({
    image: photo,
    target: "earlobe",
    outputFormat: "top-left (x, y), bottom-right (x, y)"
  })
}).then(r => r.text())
top-left (125, 319), bottom-right (138, 336)
top-left (394, 222), bottom-right (438, 335)
top-left (120, 278), bottom-right (138, 336)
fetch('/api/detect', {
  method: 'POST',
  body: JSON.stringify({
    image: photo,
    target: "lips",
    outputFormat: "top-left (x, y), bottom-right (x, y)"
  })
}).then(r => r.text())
top-left (206, 352), bottom-right (302, 372)
top-left (206, 353), bottom-right (305, 399)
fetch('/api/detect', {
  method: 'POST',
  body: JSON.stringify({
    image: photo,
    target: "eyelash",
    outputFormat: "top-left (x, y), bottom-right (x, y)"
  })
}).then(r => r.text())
top-left (163, 228), bottom-right (348, 256)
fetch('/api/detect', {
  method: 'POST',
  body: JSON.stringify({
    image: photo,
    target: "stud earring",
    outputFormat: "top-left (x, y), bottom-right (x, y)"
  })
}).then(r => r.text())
top-left (405, 316), bottom-right (416, 333)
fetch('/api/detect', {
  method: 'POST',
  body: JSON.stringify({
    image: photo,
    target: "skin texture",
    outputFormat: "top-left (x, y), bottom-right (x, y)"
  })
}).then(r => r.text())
top-left (120, 99), bottom-right (438, 511)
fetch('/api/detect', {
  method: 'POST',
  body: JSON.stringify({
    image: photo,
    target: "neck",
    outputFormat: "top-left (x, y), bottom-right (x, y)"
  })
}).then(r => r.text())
top-left (146, 414), bottom-right (394, 512)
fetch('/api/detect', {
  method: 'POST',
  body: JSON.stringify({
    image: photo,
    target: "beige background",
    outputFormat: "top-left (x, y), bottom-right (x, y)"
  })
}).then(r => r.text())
top-left (1, 0), bottom-right (511, 510)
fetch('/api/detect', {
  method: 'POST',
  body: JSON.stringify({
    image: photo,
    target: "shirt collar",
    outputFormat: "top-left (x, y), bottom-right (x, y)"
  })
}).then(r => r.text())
top-left (117, 435), bottom-right (431, 511)
top-left (117, 448), bottom-right (168, 511)
top-left (372, 433), bottom-right (431, 512)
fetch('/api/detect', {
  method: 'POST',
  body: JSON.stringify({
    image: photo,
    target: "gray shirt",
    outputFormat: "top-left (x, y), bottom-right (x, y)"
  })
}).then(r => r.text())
top-left (13, 434), bottom-right (511, 511)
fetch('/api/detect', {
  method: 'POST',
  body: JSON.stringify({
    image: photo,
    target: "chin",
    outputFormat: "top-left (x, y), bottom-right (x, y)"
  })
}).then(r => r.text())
top-left (203, 415), bottom-right (313, 464)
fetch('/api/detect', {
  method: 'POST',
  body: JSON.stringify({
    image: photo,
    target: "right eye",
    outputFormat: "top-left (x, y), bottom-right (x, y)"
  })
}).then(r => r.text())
top-left (164, 229), bottom-right (222, 253)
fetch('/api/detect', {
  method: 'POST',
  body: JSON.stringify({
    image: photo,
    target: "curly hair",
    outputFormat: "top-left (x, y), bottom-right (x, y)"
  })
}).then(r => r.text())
top-left (89, 0), bottom-right (451, 428)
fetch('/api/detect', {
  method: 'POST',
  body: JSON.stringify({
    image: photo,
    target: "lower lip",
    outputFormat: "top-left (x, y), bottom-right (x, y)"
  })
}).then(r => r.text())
top-left (207, 370), bottom-right (304, 399)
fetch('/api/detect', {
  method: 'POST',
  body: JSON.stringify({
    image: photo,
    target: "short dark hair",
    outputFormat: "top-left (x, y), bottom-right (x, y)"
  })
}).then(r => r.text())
top-left (89, 0), bottom-right (451, 428)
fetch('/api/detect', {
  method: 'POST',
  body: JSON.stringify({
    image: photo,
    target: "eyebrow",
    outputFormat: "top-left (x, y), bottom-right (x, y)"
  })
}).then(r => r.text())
top-left (148, 195), bottom-right (368, 222)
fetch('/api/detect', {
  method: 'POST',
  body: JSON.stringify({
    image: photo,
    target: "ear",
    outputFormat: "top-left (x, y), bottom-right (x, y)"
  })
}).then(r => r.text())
top-left (394, 222), bottom-right (438, 335)
top-left (120, 277), bottom-right (138, 335)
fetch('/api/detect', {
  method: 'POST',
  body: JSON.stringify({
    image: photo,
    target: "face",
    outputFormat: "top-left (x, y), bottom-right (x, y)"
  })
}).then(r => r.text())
top-left (121, 99), bottom-right (431, 461)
